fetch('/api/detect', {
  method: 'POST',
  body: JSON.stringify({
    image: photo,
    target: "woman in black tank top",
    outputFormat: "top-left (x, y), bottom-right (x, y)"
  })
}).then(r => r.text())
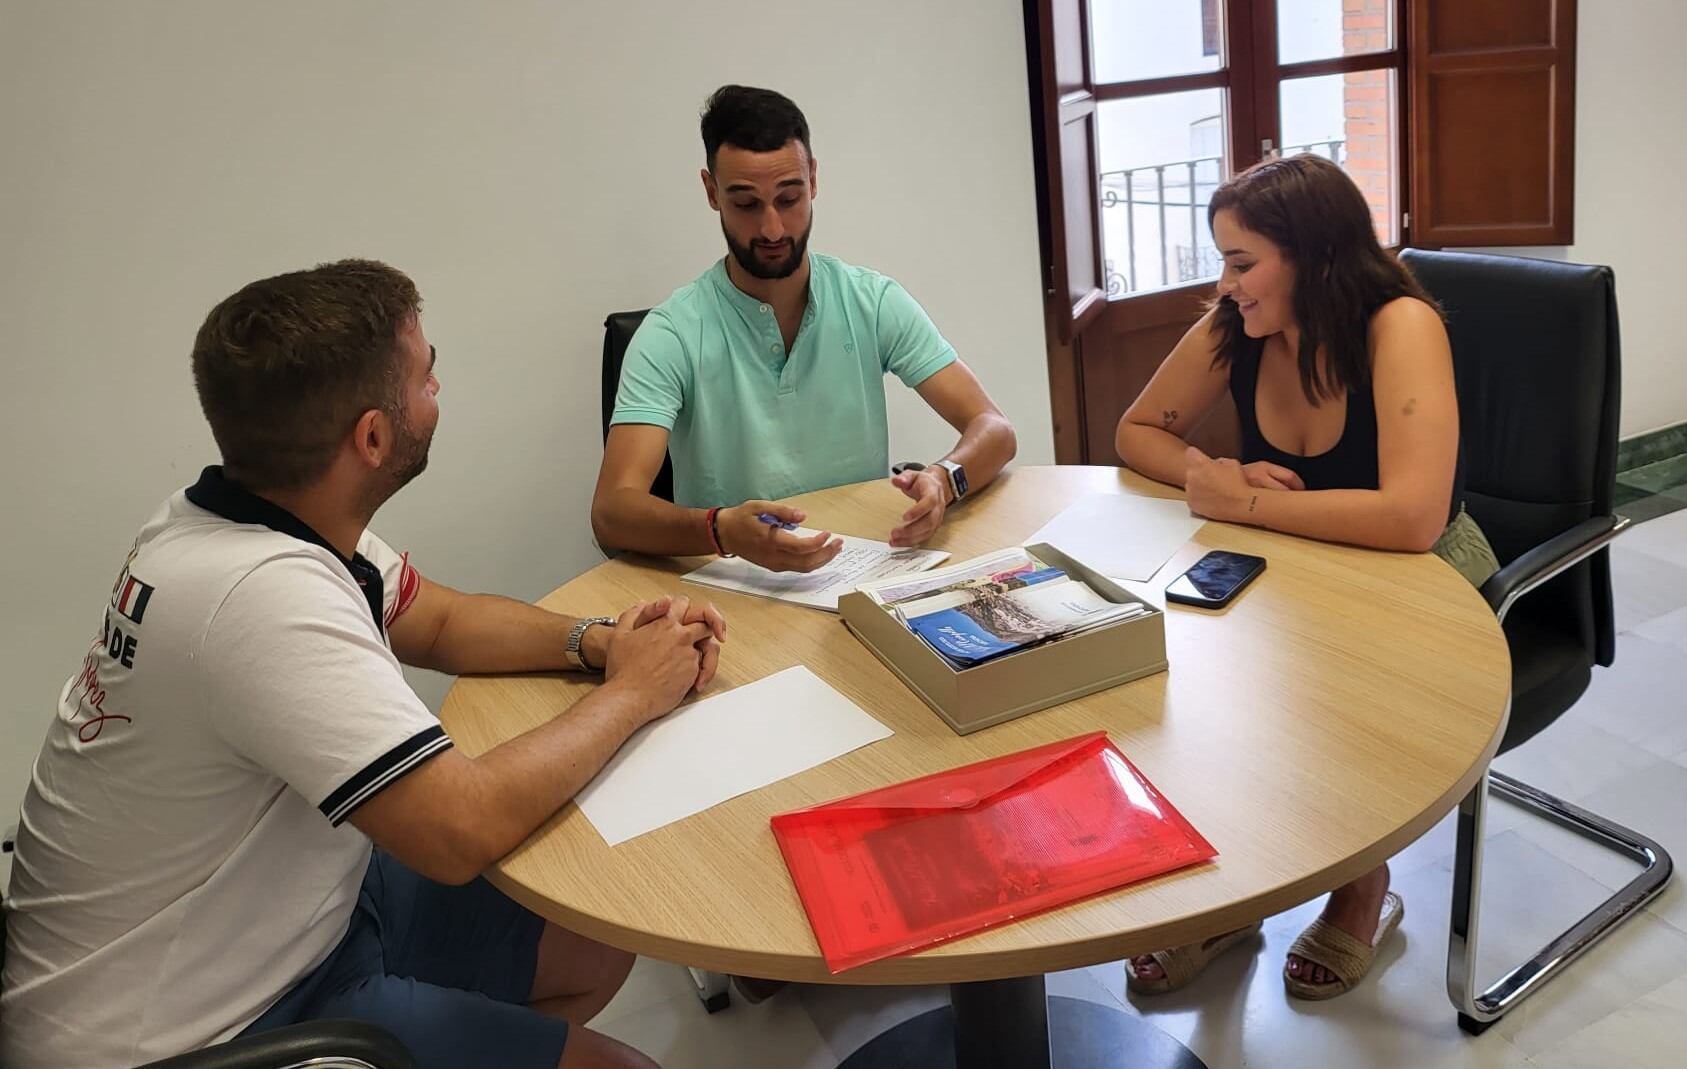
top-left (1113, 155), bottom-right (1498, 1002)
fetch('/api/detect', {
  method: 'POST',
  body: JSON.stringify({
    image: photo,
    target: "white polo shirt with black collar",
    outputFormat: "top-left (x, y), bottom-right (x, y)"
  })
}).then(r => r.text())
top-left (1, 466), bottom-right (445, 1068)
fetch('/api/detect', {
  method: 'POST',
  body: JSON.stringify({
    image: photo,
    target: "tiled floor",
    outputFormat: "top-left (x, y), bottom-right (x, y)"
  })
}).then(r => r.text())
top-left (592, 505), bottom-right (1687, 1068)
top-left (1614, 453), bottom-right (1687, 523)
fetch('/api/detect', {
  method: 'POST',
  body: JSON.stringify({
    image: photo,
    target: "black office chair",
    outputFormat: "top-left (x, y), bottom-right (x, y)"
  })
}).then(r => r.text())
top-left (133, 1020), bottom-right (413, 1069)
top-left (2, 836), bottom-right (414, 1068)
top-left (599, 313), bottom-right (731, 1012)
top-left (602, 310), bottom-right (674, 504)
top-left (1399, 249), bottom-right (1674, 1034)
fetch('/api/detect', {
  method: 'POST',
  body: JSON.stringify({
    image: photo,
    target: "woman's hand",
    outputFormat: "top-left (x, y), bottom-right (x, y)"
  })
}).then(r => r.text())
top-left (1240, 461), bottom-right (1304, 492)
top-left (1184, 447), bottom-right (1258, 523)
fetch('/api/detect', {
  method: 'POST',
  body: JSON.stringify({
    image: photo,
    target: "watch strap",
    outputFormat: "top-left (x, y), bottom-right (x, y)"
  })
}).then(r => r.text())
top-left (565, 616), bottom-right (615, 671)
top-left (935, 459), bottom-right (968, 502)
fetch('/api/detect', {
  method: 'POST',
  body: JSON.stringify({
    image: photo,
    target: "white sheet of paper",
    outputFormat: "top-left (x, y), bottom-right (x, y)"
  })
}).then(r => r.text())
top-left (573, 666), bottom-right (892, 846)
top-left (1026, 493), bottom-right (1205, 581)
top-left (682, 533), bottom-right (948, 611)
top-left (1114, 577), bottom-right (1168, 611)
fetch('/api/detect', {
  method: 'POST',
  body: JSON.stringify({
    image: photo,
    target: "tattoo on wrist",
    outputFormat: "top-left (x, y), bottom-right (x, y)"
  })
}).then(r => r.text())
top-left (1161, 409), bottom-right (1178, 430)
top-left (1248, 494), bottom-right (1259, 514)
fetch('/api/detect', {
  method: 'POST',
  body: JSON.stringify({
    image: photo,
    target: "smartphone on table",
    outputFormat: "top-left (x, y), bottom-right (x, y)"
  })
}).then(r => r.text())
top-left (1165, 550), bottom-right (1266, 609)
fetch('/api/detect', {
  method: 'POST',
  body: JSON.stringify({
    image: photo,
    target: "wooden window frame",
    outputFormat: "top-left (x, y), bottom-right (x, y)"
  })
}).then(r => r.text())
top-left (1026, 1), bottom-right (1575, 464)
top-left (1093, 0), bottom-right (1410, 332)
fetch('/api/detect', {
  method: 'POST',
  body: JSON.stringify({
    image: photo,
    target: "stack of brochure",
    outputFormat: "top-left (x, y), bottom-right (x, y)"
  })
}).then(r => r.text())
top-left (858, 548), bottom-right (1150, 669)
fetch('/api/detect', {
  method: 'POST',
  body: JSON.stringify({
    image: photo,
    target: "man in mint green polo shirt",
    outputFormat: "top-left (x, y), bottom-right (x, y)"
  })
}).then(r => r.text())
top-left (591, 85), bottom-right (1018, 574)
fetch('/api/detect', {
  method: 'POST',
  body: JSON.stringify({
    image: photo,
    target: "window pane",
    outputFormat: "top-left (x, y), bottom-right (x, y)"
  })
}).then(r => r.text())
top-left (1096, 89), bottom-right (1227, 297)
top-left (1278, 0), bottom-right (1394, 65)
top-left (1091, 0), bottom-right (1223, 84)
top-left (1279, 69), bottom-right (1398, 244)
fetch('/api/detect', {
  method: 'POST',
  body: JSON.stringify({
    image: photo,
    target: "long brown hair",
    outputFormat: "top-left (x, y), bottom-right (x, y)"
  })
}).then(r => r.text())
top-left (1207, 154), bottom-right (1436, 403)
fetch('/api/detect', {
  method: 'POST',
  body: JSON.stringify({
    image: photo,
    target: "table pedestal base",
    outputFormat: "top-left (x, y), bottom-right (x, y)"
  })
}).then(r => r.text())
top-left (837, 977), bottom-right (1208, 1069)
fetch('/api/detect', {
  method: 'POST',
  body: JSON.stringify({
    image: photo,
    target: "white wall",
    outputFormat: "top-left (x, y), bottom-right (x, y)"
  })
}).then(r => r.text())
top-left (0, 1), bottom-right (1052, 812)
top-left (1472, 0), bottom-right (1687, 440)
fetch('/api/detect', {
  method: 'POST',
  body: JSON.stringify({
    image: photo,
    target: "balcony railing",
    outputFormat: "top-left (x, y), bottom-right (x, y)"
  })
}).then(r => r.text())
top-left (1099, 139), bottom-right (1345, 297)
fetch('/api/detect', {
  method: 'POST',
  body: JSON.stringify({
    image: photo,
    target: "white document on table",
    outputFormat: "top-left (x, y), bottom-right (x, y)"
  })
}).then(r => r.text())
top-left (1026, 493), bottom-right (1206, 581)
top-left (1114, 577), bottom-right (1169, 611)
top-left (682, 532), bottom-right (948, 611)
top-left (574, 666), bottom-right (892, 846)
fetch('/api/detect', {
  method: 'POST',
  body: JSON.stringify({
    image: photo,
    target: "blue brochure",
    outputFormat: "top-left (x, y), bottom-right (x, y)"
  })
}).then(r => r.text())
top-left (904, 569), bottom-right (1140, 669)
top-left (909, 609), bottom-right (1023, 666)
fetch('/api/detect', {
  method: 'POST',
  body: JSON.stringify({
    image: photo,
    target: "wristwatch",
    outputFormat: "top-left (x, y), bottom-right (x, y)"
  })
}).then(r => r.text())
top-left (564, 616), bottom-right (614, 671)
top-left (891, 460), bottom-right (969, 504)
top-left (934, 459), bottom-right (969, 502)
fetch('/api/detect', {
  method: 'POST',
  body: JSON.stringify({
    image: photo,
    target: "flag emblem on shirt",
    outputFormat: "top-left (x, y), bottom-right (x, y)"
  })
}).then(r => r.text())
top-left (386, 553), bottom-right (421, 629)
top-left (111, 571), bottom-right (155, 624)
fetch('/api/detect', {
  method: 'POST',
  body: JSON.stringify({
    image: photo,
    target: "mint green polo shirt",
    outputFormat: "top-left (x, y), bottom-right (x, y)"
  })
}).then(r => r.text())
top-left (610, 253), bottom-right (958, 508)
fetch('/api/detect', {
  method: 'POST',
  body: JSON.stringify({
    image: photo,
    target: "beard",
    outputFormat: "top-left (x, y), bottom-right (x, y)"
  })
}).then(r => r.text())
top-left (390, 424), bottom-right (430, 488)
top-left (362, 409), bottom-right (432, 514)
top-left (723, 218), bottom-right (811, 280)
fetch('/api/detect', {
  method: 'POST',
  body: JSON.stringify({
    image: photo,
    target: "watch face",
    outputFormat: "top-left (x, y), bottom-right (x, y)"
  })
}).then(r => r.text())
top-left (942, 461), bottom-right (967, 498)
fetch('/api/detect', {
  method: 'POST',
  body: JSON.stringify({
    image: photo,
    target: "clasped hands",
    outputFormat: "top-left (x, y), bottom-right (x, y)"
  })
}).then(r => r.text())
top-left (1183, 446), bottom-right (1303, 522)
top-left (595, 595), bottom-right (725, 713)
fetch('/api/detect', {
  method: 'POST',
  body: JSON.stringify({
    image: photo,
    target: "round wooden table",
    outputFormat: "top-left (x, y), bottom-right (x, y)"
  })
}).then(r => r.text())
top-left (441, 466), bottom-right (1511, 1068)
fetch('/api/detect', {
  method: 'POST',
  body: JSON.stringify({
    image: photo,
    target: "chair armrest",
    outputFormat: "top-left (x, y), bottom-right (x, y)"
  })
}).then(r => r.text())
top-left (133, 1020), bottom-right (414, 1069)
top-left (1478, 514), bottom-right (1629, 623)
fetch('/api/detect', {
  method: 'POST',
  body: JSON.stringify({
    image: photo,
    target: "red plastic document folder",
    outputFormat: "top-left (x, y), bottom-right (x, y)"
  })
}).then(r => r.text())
top-left (771, 732), bottom-right (1217, 972)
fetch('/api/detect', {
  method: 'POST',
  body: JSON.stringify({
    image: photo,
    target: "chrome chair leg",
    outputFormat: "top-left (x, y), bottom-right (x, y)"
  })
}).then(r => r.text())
top-left (1448, 769), bottom-right (1673, 1034)
top-left (689, 967), bottom-right (731, 1013)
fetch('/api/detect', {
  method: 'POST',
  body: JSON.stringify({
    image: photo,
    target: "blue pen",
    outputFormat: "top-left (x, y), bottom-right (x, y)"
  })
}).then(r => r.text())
top-left (757, 512), bottom-right (799, 531)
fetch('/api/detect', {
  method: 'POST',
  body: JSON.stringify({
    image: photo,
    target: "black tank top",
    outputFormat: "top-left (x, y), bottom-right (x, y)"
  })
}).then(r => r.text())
top-left (1229, 335), bottom-right (1464, 524)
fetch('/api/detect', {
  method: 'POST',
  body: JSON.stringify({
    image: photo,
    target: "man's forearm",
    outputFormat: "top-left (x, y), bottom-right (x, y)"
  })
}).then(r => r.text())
top-left (457, 682), bottom-right (656, 872)
top-left (591, 488), bottom-right (715, 557)
top-left (419, 595), bottom-right (593, 676)
top-left (942, 412), bottom-right (1017, 495)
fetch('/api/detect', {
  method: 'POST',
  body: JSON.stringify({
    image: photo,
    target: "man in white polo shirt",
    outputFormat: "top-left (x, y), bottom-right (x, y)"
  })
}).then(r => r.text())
top-left (0, 260), bottom-right (719, 1069)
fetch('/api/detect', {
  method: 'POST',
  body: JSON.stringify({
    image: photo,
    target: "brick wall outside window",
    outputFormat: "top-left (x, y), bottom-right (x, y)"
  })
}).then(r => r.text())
top-left (1342, 0), bottom-right (1394, 239)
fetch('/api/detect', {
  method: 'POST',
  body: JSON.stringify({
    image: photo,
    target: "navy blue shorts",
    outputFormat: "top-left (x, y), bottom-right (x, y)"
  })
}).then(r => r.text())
top-left (240, 850), bottom-right (568, 1069)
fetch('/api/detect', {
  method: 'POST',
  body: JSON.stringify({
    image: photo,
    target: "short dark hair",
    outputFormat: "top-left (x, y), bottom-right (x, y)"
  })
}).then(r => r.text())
top-left (1206, 154), bottom-right (1437, 404)
top-left (191, 259), bottom-right (421, 491)
top-left (700, 85), bottom-right (811, 172)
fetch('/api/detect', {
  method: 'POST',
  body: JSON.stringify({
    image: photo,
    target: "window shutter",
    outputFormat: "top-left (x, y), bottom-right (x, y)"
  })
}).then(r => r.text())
top-left (1034, 0), bottom-right (1106, 340)
top-left (1409, 0), bottom-right (1577, 246)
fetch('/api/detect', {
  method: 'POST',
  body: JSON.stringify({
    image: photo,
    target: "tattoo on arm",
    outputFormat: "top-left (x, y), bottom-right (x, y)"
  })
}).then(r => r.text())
top-left (1161, 409), bottom-right (1178, 430)
top-left (1248, 494), bottom-right (1259, 514)
top-left (1402, 397), bottom-right (1417, 416)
